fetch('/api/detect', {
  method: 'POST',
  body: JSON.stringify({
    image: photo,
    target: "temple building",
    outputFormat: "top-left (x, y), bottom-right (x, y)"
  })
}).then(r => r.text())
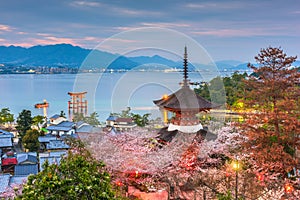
top-left (153, 47), bottom-right (215, 137)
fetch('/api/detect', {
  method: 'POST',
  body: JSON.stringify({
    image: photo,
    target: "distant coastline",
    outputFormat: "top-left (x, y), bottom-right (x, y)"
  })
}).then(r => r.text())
top-left (0, 65), bottom-right (253, 75)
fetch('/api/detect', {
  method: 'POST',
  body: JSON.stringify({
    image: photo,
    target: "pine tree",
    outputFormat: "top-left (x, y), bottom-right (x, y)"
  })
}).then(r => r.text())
top-left (240, 47), bottom-right (300, 185)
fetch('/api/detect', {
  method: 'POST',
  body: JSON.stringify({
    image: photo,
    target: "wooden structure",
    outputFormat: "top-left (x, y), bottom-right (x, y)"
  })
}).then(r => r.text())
top-left (153, 47), bottom-right (215, 133)
top-left (68, 92), bottom-right (88, 120)
top-left (34, 99), bottom-right (49, 118)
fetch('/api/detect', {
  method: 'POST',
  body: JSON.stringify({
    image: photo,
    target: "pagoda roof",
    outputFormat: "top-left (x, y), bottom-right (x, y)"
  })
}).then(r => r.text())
top-left (153, 85), bottom-right (214, 112)
top-left (153, 46), bottom-right (216, 112)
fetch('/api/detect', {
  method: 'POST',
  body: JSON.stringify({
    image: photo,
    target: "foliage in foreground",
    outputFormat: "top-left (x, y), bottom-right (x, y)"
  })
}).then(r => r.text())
top-left (17, 140), bottom-right (118, 200)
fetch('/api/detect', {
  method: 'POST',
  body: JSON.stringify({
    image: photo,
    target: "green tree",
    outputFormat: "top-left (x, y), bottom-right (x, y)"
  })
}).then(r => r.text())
top-left (60, 110), bottom-right (66, 118)
top-left (22, 129), bottom-right (40, 152)
top-left (32, 115), bottom-right (45, 130)
top-left (72, 112), bottom-right (100, 126)
top-left (85, 112), bottom-right (100, 126)
top-left (131, 113), bottom-right (150, 127)
top-left (0, 107), bottom-right (14, 125)
top-left (18, 140), bottom-right (117, 200)
top-left (121, 107), bottom-right (131, 118)
top-left (16, 109), bottom-right (33, 140)
top-left (194, 73), bottom-right (247, 108)
top-left (223, 72), bottom-right (247, 107)
top-left (72, 112), bottom-right (85, 122)
top-left (194, 83), bottom-right (211, 101)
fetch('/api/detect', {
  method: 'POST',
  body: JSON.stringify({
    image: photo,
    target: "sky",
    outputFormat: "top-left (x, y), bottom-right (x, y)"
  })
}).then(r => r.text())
top-left (0, 0), bottom-right (299, 62)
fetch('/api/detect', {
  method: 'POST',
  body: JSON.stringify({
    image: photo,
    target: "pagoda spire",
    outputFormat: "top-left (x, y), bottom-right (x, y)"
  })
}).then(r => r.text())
top-left (183, 46), bottom-right (189, 87)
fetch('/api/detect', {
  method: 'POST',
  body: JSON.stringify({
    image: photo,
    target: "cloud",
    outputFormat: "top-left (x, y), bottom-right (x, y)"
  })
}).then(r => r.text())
top-left (191, 27), bottom-right (285, 37)
top-left (140, 22), bottom-right (190, 28)
top-left (70, 1), bottom-right (102, 7)
top-left (111, 6), bottom-right (163, 17)
top-left (185, 2), bottom-right (247, 10)
top-left (0, 24), bottom-right (13, 32)
top-left (290, 10), bottom-right (300, 14)
top-left (185, 3), bottom-right (215, 9)
top-left (115, 22), bottom-right (190, 32)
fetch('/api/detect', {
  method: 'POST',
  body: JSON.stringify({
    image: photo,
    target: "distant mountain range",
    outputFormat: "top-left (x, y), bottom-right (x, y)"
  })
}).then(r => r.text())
top-left (0, 44), bottom-right (299, 72)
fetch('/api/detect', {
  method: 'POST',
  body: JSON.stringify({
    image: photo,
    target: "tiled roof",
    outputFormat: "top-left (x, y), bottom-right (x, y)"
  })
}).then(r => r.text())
top-left (0, 174), bottom-right (10, 193)
top-left (38, 135), bottom-right (58, 143)
top-left (106, 116), bottom-right (118, 121)
top-left (76, 125), bottom-right (102, 133)
top-left (2, 157), bottom-right (17, 166)
top-left (115, 117), bottom-right (133, 123)
top-left (153, 86), bottom-right (215, 111)
top-left (47, 121), bottom-right (75, 132)
top-left (77, 125), bottom-right (93, 133)
top-left (14, 164), bottom-right (38, 176)
top-left (60, 134), bottom-right (79, 139)
top-left (47, 126), bottom-right (72, 132)
top-left (50, 114), bottom-right (60, 119)
top-left (46, 140), bottom-right (70, 150)
top-left (0, 129), bottom-right (14, 138)
top-left (76, 120), bottom-right (87, 128)
top-left (58, 121), bottom-right (75, 127)
top-left (0, 137), bottom-right (12, 148)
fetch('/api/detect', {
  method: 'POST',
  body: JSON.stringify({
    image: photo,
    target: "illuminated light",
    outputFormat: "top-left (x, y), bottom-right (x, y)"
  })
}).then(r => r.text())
top-left (135, 170), bottom-right (139, 178)
top-left (232, 161), bottom-right (241, 171)
top-left (257, 173), bottom-right (264, 182)
top-left (162, 94), bottom-right (168, 100)
top-left (285, 183), bottom-right (294, 193)
top-left (116, 181), bottom-right (123, 186)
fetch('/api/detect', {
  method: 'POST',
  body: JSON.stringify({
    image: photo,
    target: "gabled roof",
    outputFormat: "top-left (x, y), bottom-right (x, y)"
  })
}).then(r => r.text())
top-left (0, 174), bottom-right (10, 193)
top-left (0, 137), bottom-right (12, 148)
top-left (47, 121), bottom-right (75, 132)
top-left (106, 116), bottom-right (118, 121)
top-left (14, 164), bottom-right (38, 176)
top-left (17, 153), bottom-right (38, 164)
top-left (76, 120), bottom-right (88, 128)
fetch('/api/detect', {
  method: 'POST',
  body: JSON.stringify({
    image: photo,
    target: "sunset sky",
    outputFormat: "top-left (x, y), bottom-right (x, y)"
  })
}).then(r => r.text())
top-left (0, 0), bottom-right (299, 61)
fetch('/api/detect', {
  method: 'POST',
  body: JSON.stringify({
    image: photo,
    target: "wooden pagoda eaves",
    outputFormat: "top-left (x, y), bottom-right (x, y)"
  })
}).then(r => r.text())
top-left (153, 86), bottom-right (214, 112)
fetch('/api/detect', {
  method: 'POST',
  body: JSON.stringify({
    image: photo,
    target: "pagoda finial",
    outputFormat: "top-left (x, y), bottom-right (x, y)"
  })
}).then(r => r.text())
top-left (183, 46), bottom-right (189, 87)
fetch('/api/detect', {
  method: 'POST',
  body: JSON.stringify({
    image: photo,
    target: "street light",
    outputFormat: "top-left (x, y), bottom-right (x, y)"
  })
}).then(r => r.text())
top-left (232, 160), bottom-right (241, 200)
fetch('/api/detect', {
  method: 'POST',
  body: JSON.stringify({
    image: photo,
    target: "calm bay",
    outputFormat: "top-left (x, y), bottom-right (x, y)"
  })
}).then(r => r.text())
top-left (0, 71), bottom-right (215, 122)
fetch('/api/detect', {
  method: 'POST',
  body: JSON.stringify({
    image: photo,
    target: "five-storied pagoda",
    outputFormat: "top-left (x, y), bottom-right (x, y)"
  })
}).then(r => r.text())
top-left (153, 47), bottom-right (215, 140)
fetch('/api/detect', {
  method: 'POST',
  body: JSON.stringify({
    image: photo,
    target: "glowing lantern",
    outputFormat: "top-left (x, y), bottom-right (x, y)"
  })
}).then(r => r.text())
top-left (162, 94), bottom-right (168, 100)
top-left (284, 183), bottom-right (294, 194)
